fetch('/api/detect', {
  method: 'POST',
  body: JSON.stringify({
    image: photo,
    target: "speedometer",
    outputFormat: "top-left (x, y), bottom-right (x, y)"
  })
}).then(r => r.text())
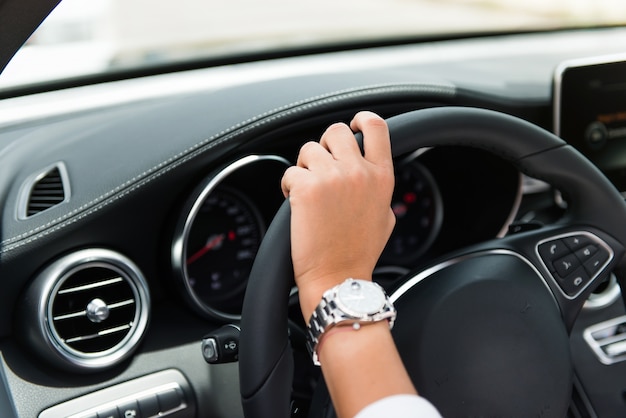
top-left (184, 188), bottom-right (264, 316)
top-left (171, 155), bottom-right (289, 321)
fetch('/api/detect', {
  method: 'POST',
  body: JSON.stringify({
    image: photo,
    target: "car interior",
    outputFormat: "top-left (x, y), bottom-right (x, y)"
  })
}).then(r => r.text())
top-left (1, 0), bottom-right (626, 417)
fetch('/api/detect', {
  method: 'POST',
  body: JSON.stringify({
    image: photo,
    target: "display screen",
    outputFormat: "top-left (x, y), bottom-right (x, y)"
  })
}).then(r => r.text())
top-left (555, 57), bottom-right (626, 191)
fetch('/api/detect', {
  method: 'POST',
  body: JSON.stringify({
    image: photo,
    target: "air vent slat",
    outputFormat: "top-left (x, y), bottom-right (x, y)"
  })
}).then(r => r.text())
top-left (31, 189), bottom-right (65, 195)
top-left (58, 277), bottom-right (124, 295)
top-left (54, 310), bottom-right (86, 321)
top-left (64, 324), bottom-right (132, 344)
top-left (53, 299), bottom-right (136, 321)
top-left (31, 180), bottom-right (63, 188)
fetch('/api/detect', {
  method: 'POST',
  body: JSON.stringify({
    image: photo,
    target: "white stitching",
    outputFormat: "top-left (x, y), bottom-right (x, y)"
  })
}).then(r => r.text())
top-left (1, 82), bottom-right (455, 253)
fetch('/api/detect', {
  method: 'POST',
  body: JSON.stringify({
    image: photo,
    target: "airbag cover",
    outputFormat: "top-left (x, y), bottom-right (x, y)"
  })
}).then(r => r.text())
top-left (392, 253), bottom-right (571, 417)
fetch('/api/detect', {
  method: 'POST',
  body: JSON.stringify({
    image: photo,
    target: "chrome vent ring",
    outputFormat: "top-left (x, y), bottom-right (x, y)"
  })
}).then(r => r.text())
top-left (21, 249), bottom-right (150, 372)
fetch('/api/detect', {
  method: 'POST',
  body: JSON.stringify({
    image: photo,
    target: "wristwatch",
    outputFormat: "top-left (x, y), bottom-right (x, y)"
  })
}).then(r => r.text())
top-left (306, 278), bottom-right (397, 366)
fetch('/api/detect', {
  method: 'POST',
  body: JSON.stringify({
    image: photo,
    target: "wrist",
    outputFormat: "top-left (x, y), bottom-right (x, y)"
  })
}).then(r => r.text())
top-left (317, 320), bottom-right (389, 364)
top-left (297, 273), bottom-right (374, 322)
top-left (304, 278), bottom-right (396, 366)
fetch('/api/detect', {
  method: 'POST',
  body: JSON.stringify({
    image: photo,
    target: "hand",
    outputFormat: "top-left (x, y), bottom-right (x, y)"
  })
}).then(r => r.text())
top-left (281, 111), bottom-right (395, 321)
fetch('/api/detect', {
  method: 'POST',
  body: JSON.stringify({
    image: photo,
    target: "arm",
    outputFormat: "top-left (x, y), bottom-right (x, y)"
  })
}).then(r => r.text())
top-left (281, 111), bottom-right (419, 418)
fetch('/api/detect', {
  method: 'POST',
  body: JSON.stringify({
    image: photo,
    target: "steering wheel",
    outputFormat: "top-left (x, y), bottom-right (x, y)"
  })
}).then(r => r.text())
top-left (239, 107), bottom-right (626, 417)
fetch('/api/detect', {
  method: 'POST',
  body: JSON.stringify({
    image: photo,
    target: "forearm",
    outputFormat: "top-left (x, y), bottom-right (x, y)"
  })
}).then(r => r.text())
top-left (317, 321), bottom-right (418, 418)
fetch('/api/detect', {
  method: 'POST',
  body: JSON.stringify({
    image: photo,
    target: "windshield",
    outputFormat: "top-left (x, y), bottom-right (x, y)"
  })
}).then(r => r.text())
top-left (2, 0), bottom-right (625, 90)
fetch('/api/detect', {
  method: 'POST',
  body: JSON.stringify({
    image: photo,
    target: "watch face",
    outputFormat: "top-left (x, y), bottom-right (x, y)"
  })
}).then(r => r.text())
top-left (336, 279), bottom-right (386, 316)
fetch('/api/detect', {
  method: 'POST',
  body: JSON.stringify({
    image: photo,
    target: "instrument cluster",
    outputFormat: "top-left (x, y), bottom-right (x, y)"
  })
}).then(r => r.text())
top-left (170, 147), bottom-right (518, 320)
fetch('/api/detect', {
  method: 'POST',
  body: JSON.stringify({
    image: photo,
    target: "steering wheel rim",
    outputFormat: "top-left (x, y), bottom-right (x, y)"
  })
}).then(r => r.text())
top-left (239, 106), bottom-right (626, 417)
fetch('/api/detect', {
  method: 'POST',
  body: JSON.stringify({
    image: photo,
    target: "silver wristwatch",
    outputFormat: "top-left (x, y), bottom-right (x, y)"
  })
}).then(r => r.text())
top-left (306, 278), bottom-right (396, 366)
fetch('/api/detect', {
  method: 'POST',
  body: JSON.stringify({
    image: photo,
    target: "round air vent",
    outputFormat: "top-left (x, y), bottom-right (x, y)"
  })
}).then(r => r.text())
top-left (19, 249), bottom-right (150, 372)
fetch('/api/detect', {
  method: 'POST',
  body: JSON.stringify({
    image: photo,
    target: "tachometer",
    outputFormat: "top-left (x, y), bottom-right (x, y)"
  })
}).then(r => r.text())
top-left (380, 158), bottom-right (442, 265)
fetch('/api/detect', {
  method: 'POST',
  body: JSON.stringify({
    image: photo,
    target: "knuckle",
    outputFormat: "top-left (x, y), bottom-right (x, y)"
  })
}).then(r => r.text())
top-left (365, 115), bottom-right (387, 130)
top-left (299, 140), bottom-right (318, 154)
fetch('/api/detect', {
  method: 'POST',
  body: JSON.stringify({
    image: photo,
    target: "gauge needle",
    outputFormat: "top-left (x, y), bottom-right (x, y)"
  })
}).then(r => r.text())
top-left (186, 234), bottom-right (225, 265)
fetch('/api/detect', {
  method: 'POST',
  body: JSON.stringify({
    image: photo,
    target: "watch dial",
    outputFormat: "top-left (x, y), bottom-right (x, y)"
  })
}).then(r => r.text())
top-left (337, 280), bottom-right (386, 315)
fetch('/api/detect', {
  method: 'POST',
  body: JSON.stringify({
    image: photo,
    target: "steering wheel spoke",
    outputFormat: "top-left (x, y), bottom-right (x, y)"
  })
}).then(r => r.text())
top-left (470, 225), bottom-right (625, 329)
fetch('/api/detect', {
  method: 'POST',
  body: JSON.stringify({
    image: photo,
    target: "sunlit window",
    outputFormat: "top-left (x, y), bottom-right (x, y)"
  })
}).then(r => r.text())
top-left (1, 0), bottom-right (625, 89)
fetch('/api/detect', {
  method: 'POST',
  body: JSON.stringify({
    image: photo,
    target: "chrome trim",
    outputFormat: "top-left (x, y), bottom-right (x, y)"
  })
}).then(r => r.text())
top-left (171, 154), bottom-right (290, 321)
top-left (497, 172), bottom-right (523, 238)
top-left (400, 147), bottom-right (433, 162)
top-left (16, 161), bottom-right (71, 220)
top-left (390, 249), bottom-right (557, 308)
top-left (36, 248), bottom-right (151, 370)
top-left (534, 231), bottom-right (614, 301)
top-left (521, 176), bottom-right (551, 195)
top-left (584, 273), bottom-right (621, 310)
top-left (553, 189), bottom-right (568, 209)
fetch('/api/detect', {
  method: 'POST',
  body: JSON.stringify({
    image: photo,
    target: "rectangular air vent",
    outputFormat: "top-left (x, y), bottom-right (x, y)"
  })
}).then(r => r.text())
top-left (583, 315), bottom-right (626, 365)
top-left (18, 162), bottom-right (70, 219)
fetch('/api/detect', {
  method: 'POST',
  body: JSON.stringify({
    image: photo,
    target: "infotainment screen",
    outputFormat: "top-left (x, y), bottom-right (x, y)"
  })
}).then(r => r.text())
top-left (554, 55), bottom-right (626, 191)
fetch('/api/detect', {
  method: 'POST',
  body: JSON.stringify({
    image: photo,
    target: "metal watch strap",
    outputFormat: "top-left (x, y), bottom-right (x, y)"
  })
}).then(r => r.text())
top-left (305, 280), bottom-right (396, 366)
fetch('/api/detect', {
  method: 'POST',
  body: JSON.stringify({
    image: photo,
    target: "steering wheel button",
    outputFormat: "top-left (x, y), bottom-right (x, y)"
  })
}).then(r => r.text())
top-left (559, 266), bottom-right (590, 296)
top-left (575, 245), bottom-right (598, 262)
top-left (563, 235), bottom-right (592, 250)
top-left (553, 253), bottom-right (580, 278)
top-left (538, 240), bottom-right (569, 263)
top-left (583, 250), bottom-right (610, 276)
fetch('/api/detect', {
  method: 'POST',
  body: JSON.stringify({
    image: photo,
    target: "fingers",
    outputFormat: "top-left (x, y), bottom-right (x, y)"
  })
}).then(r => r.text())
top-left (299, 112), bottom-right (391, 167)
top-left (319, 122), bottom-right (362, 162)
top-left (296, 141), bottom-right (334, 170)
top-left (284, 111), bottom-right (391, 199)
top-left (350, 111), bottom-right (392, 168)
top-left (281, 165), bottom-right (307, 198)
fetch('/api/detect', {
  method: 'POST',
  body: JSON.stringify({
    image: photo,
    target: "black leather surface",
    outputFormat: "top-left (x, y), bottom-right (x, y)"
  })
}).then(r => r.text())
top-left (239, 201), bottom-right (294, 416)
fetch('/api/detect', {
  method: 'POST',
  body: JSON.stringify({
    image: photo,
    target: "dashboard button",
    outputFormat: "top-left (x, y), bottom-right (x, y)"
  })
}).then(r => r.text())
top-left (158, 388), bottom-right (183, 413)
top-left (138, 394), bottom-right (160, 417)
top-left (98, 408), bottom-right (121, 418)
top-left (117, 400), bottom-right (141, 418)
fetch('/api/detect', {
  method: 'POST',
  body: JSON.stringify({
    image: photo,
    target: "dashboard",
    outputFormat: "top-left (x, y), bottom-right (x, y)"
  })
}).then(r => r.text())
top-left (1, 26), bottom-right (626, 418)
